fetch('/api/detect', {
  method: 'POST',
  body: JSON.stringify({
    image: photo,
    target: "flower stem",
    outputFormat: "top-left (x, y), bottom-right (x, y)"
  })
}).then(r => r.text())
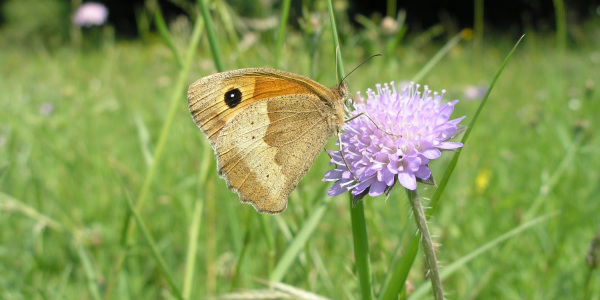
top-left (349, 195), bottom-right (373, 300)
top-left (406, 189), bottom-right (444, 300)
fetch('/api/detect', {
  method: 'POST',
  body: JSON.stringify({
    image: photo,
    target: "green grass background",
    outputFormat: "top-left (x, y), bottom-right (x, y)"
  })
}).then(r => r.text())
top-left (1, 2), bottom-right (599, 299)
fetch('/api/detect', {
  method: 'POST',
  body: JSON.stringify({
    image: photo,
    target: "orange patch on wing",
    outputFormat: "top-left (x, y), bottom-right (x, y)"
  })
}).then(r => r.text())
top-left (252, 77), bottom-right (312, 100)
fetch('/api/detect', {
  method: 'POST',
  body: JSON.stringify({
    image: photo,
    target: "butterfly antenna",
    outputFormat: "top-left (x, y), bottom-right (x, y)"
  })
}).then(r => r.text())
top-left (339, 53), bottom-right (383, 85)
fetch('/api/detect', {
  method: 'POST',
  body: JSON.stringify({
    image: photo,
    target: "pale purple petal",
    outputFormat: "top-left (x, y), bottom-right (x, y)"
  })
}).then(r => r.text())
top-left (323, 169), bottom-right (345, 181)
top-left (369, 181), bottom-right (387, 196)
top-left (421, 148), bottom-right (441, 159)
top-left (328, 182), bottom-right (347, 196)
top-left (398, 172), bottom-right (417, 190)
top-left (414, 165), bottom-right (431, 179)
top-left (437, 142), bottom-right (463, 150)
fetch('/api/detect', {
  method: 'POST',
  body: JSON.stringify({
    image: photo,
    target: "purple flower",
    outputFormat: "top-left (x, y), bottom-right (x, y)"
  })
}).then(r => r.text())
top-left (39, 102), bottom-right (54, 116)
top-left (73, 2), bottom-right (108, 27)
top-left (324, 82), bottom-right (465, 201)
top-left (463, 85), bottom-right (488, 101)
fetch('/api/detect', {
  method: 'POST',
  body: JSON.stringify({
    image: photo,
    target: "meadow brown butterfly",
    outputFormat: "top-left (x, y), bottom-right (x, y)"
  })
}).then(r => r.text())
top-left (188, 68), bottom-right (347, 214)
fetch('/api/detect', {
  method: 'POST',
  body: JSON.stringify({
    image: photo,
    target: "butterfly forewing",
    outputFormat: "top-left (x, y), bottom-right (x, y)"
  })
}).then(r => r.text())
top-left (188, 68), bottom-right (329, 144)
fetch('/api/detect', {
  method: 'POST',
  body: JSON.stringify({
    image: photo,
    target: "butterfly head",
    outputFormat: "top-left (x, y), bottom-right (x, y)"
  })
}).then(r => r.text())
top-left (335, 80), bottom-right (349, 100)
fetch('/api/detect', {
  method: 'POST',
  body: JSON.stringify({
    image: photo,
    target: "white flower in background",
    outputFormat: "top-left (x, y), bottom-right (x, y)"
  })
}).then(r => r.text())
top-left (73, 2), bottom-right (108, 27)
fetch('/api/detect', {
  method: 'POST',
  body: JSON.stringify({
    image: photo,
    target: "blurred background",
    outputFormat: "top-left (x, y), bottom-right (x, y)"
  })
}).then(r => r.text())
top-left (1, 0), bottom-right (598, 42)
top-left (1, 0), bottom-right (599, 299)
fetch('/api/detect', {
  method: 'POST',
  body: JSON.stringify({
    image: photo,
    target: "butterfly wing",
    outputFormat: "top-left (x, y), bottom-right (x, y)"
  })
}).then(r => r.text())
top-left (214, 94), bottom-right (336, 214)
top-left (188, 68), bottom-right (332, 145)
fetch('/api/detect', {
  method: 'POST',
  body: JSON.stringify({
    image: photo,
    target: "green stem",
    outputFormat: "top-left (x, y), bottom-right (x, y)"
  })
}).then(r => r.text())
top-left (270, 195), bottom-right (333, 282)
top-left (154, 8), bottom-right (183, 69)
top-left (410, 213), bottom-right (557, 299)
top-left (198, 0), bottom-right (225, 71)
top-left (326, 0), bottom-right (345, 80)
top-left (407, 189), bottom-right (444, 300)
top-left (231, 215), bottom-right (253, 290)
top-left (378, 230), bottom-right (418, 300)
top-left (524, 130), bottom-right (584, 220)
top-left (350, 197), bottom-right (373, 300)
top-left (377, 36), bottom-right (526, 299)
top-left (584, 269), bottom-right (592, 300)
top-left (75, 242), bottom-right (101, 300)
top-left (585, 230), bottom-right (600, 300)
top-left (125, 190), bottom-right (183, 300)
top-left (552, 0), bottom-right (567, 52)
top-left (474, 0), bottom-right (484, 53)
top-left (412, 31), bottom-right (463, 83)
top-left (183, 139), bottom-right (212, 298)
top-left (182, 197), bottom-right (204, 298)
top-left (274, 0), bottom-right (291, 68)
top-left (132, 7), bottom-right (204, 222)
top-left (325, 1), bottom-right (371, 298)
top-left (258, 213), bottom-right (275, 274)
top-left (104, 9), bottom-right (206, 300)
top-left (386, 0), bottom-right (396, 17)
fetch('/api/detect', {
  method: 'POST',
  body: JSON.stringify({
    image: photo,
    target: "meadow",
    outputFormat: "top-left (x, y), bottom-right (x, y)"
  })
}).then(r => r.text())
top-left (0, 1), bottom-right (599, 299)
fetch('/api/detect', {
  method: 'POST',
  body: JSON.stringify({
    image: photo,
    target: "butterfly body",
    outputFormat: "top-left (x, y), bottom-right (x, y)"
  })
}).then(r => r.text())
top-left (188, 68), bottom-right (347, 214)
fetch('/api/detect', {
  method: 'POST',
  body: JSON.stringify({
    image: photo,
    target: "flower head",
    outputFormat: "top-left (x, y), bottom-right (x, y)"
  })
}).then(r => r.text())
top-left (39, 102), bottom-right (54, 116)
top-left (73, 2), bottom-right (108, 27)
top-left (324, 82), bottom-right (465, 201)
top-left (463, 85), bottom-right (488, 100)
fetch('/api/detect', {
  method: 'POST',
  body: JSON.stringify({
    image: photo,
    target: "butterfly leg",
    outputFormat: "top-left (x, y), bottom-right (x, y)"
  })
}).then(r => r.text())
top-left (337, 131), bottom-right (360, 183)
top-left (344, 112), bottom-right (402, 137)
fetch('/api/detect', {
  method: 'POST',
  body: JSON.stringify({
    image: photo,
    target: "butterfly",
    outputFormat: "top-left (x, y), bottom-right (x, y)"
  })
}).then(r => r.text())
top-left (188, 68), bottom-right (348, 214)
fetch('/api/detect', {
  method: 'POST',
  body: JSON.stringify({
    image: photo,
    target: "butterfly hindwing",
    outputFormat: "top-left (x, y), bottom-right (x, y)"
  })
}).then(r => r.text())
top-left (215, 95), bottom-right (334, 214)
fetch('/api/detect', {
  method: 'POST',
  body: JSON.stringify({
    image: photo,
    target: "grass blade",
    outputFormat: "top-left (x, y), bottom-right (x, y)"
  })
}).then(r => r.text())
top-left (123, 187), bottom-right (183, 300)
top-left (524, 129), bottom-right (584, 220)
top-left (326, 1), bottom-right (373, 298)
top-left (274, 0), bottom-right (291, 68)
top-left (378, 232), bottom-right (419, 300)
top-left (378, 35), bottom-right (525, 299)
top-left (432, 35), bottom-right (524, 218)
top-left (0, 192), bottom-right (101, 300)
top-left (74, 242), bottom-right (102, 300)
top-left (409, 212), bottom-right (558, 299)
top-left (458, 35), bottom-right (525, 147)
top-left (230, 215), bottom-right (254, 290)
top-left (132, 112), bottom-right (153, 166)
top-left (326, 0), bottom-right (345, 80)
top-left (104, 7), bottom-right (206, 299)
top-left (385, 10), bottom-right (407, 56)
top-left (154, 7), bottom-right (183, 69)
top-left (182, 198), bottom-right (203, 298)
top-left (269, 195), bottom-right (335, 282)
top-left (182, 140), bottom-right (212, 299)
top-left (411, 31), bottom-right (464, 83)
top-left (552, 0), bottom-right (567, 51)
top-left (0, 192), bottom-right (64, 231)
top-left (198, 0), bottom-right (225, 71)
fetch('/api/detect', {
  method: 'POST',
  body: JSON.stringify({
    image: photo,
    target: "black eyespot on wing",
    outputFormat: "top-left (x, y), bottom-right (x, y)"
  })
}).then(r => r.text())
top-left (224, 88), bottom-right (242, 108)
